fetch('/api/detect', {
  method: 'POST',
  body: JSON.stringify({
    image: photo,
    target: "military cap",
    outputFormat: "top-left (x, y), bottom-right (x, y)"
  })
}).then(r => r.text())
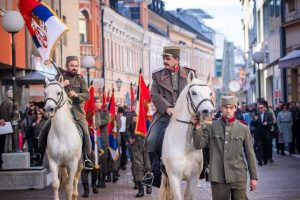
top-left (66, 56), bottom-right (78, 63)
top-left (221, 96), bottom-right (238, 106)
top-left (162, 46), bottom-right (180, 57)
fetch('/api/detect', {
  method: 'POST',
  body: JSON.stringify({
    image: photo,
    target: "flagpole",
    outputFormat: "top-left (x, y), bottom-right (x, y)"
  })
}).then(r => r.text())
top-left (50, 60), bottom-right (62, 77)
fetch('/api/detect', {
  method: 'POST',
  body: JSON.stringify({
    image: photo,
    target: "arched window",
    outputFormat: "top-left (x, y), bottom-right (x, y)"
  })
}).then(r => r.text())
top-left (79, 11), bottom-right (89, 43)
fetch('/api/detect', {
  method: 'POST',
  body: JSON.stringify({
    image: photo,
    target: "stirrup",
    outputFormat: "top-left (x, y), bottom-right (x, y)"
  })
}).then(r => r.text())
top-left (83, 159), bottom-right (94, 170)
top-left (140, 172), bottom-right (154, 187)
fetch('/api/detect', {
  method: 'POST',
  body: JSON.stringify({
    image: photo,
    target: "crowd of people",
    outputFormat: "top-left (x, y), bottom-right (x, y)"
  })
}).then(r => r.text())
top-left (233, 100), bottom-right (300, 166)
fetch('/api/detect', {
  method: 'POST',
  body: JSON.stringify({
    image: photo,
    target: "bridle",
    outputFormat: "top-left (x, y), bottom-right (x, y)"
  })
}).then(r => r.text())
top-left (176, 83), bottom-right (214, 125)
top-left (45, 82), bottom-right (68, 114)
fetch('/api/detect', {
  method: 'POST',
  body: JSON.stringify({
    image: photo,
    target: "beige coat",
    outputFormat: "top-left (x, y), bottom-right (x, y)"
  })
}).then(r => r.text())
top-left (193, 119), bottom-right (258, 183)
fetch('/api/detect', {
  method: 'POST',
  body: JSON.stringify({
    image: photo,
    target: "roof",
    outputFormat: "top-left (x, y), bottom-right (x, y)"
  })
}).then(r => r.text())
top-left (161, 11), bottom-right (213, 44)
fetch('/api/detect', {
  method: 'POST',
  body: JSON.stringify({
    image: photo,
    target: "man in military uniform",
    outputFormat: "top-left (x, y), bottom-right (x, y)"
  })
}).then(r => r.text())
top-left (145, 46), bottom-right (194, 187)
top-left (38, 56), bottom-right (93, 169)
top-left (95, 99), bottom-right (110, 188)
top-left (127, 103), bottom-right (152, 197)
top-left (192, 96), bottom-right (258, 200)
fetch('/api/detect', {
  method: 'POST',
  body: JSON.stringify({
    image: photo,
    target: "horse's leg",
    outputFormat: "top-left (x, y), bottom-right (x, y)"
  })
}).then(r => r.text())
top-left (159, 174), bottom-right (167, 200)
top-left (168, 174), bottom-right (182, 200)
top-left (65, 162), bottom-right (78, 200)
top-left (72, 161), bottom-right (83, 200)
top-left (49, 161), bottom-right (60, 200)
top-left (184, 175), bottom-right (199, 200)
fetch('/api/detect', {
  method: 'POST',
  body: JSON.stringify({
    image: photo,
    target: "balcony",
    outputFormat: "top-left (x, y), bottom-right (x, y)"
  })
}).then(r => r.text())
top-left (80, 43), bottom-right (93, 55)
top-left (284, 10), bottom-right (300, 23)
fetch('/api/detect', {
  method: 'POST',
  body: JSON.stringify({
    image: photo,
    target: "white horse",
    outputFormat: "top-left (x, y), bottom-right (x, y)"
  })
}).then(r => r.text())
top-left (44, 77), bottom-right (83, 200)
top-left (160, 72), bottom-right (215, 200)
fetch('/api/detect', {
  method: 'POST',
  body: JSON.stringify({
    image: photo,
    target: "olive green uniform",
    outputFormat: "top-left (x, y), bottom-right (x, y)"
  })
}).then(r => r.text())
top-left (95, 109), bottom-right (110, 174)
top-left (193, 119), bottom-right (258, 200)
top-left (63, 73), bottom-right (91, 154)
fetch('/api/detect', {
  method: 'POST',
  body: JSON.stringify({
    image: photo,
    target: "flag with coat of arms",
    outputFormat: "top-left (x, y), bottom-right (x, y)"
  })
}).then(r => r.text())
top-left (19, 0), bottom-right (69, 63)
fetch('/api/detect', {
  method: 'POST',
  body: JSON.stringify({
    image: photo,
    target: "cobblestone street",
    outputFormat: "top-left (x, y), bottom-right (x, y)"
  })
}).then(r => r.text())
top-left (0, 153), bottom-right (300, 200)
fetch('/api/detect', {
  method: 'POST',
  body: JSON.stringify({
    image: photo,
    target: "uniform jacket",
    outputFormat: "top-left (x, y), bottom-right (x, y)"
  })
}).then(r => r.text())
top-left (150, 66), bottom-right (194, 126)
top-left (63, 73), bottom-right (89, 121)
top-left (193, 119), bottom-right (258, 183)
top-left (95, 109), bottom-right (110, 146)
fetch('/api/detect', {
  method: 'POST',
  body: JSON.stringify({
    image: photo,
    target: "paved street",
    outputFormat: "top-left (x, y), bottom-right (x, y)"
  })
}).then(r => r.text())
top-left (0, 153), bottom-right (300, 200)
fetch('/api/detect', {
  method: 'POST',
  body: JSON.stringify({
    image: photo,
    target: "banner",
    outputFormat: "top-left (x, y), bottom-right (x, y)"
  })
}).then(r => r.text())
top-left (19, 0), bottom-right (69, 62)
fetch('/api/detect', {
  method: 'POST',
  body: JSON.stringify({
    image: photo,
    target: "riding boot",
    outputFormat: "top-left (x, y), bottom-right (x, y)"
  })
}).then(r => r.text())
top-left (112, 171), bottom-right (118, 182)
top-left (146, 186), bottom-right (152, 194)
top-left (136, 182), bottom-right (144, 198)
top-left (82, 184), bottom-right (89, 198)
top-left (134, 181), bottom-right (139, 190)
top-left (91, 175), bottom-right (98, 194)
top-left (38, 147), bottom-right (46, 166)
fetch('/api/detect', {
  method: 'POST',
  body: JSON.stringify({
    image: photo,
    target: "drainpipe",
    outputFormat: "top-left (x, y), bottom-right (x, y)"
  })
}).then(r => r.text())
top-left (280, 0), bottom-right (287, 102)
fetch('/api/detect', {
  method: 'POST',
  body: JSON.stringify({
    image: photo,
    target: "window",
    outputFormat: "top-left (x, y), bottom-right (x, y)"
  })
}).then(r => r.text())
top-left (79, 11), bottom-right (89, 44)
top-left (270, 0), bottom-right (275, 17)
top-left (275, 0), bottom-right (281, 17)
top-left (288, 0), bottom-right (295, 12)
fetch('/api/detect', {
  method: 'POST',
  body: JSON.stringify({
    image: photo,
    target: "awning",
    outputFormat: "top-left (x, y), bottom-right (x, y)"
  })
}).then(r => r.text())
top-left (1, 70), bottom-right (56, 85)
top-left (279, 49), bottom-right (300, 69)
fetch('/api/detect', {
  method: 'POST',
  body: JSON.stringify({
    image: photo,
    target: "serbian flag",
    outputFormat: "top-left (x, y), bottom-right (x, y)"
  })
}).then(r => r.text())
top-left (130, 82), bottom-right (135, 111)
top-left (135, 71), bottom-right (150, 136)
top-left (107, 90), bottom-right (119, 160)
top-left (19, 0), bottom-right (69, 62)
top-left (84, 83), bottom-right (96, 127)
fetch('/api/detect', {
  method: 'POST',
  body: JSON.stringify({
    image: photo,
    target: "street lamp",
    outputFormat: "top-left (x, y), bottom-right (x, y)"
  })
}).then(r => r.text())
top-left (253, 51), bottom-right (265, 101)
top-left (116, 78), bottom-right (123, 91)
top-left (2, 11), bottom-right (24, 152)
top-left (81, 55), bottom-right (95, 87)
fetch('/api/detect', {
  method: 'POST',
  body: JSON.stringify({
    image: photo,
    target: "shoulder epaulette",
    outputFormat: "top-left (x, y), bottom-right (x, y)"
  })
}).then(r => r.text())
top-left (152, 67), bottom-right (164, 74)
top-left (183, 66), bottom-right (196, 71)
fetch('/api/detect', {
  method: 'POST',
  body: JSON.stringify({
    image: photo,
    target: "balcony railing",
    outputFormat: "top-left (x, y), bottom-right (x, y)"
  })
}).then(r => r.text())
top-left (285, 10), bottom-right (300, 23)
top-left (80, 43), bottom-right (93, 55)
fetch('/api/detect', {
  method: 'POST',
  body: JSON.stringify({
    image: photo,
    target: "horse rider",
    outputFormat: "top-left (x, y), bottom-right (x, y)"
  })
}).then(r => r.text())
top-left (145, 46), bottom-right (194, 187)
top-left (192, 96), bottom-right (258, 200)
top-left (38, 56), bottom-right (93, 170)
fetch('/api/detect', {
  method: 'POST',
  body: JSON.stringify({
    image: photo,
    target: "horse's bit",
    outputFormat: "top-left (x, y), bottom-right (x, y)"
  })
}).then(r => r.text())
top-left (45, 82), bottom-right (68, 113)
top-left (176, 83), bottom-right (214, 125)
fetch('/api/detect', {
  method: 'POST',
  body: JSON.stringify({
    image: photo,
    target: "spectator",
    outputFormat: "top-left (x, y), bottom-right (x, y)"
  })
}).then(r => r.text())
top-left (277, 103), bottom-right (293, 155)
top-left (0, 90), bottom-right (13, 167)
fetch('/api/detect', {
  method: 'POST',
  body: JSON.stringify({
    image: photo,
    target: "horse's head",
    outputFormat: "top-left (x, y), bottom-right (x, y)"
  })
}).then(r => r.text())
top-left (44, 76), bottom-right (67, 118)
top-left (186, 71), bottom-right (216, 123)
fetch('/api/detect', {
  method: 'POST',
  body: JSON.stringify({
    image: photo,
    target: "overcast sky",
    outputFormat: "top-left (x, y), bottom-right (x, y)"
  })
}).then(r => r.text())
top-left (163, 0), bottom-right (244, 47)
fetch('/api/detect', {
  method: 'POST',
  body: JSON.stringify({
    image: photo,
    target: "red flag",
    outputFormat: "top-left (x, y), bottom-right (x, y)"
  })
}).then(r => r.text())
top-left (107, 89), bottom-right (116, 137)
top-left (135, 73), bottom-right (150, 136)
top-left (84, 84), bottom-right (96, 127)
top-left (106, 90), bottom-right (110, 102)
top-left (130, 82), bottom-right (135, 111)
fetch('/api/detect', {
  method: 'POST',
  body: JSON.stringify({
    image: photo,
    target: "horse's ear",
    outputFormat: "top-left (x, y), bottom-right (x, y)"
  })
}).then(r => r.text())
top-left (187, 71), bottom-right (195, 83)
top-left (58, 75), bottom-right (64, 85)
top-left (206, 73), bottom-right (211, 86)
top-left (45, 77), bottom-right (51, 86)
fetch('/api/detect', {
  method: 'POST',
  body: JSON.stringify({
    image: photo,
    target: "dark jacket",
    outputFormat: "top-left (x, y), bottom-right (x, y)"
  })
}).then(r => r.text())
top-left (251, 111), bottom-right (273, 140)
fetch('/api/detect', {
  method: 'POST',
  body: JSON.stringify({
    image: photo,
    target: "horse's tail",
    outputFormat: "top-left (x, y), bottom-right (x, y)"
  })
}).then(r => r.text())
top-left (159, 174), bottom-right (172, 200)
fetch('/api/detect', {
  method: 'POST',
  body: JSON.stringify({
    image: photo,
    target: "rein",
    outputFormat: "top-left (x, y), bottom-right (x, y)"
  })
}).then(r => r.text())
top-left (176, 83), bottom-right (214, 125)
top-left (45, 82), bottom-right (68, 114)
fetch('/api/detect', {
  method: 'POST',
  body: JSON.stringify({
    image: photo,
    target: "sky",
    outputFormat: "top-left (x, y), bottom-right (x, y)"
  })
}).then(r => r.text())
top-left (163, 0), bottom-right (244, 47)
